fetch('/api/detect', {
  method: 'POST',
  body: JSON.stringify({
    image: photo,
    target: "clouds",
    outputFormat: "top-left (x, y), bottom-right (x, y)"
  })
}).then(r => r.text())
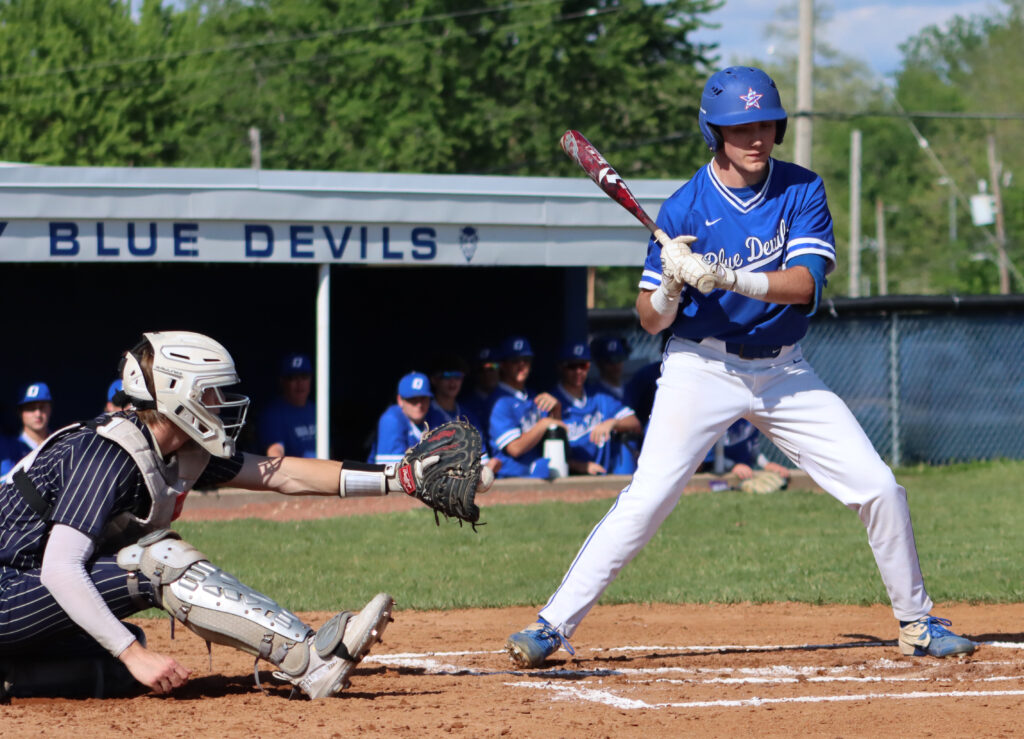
top-left (692, 1), bottom-right (993, 77)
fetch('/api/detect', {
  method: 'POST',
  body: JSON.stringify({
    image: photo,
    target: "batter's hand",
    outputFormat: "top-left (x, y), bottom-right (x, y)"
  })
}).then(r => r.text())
top-left (713, 263), bottom-right (738, 290)
top-left (119, 640), bottom-right (191, 694)
top-left (659, 235), bottom-right (698, 295)
top-left (677, 253), bottom-right (716, 294)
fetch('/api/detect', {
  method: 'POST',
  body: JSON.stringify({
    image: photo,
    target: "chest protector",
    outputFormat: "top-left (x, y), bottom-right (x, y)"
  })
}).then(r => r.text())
top-left (9, 416), bottom-right (210, 535)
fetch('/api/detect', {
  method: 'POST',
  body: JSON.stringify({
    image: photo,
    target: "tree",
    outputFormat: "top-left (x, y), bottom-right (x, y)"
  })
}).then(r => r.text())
top-left (0, 0), bottom-right (204, 165)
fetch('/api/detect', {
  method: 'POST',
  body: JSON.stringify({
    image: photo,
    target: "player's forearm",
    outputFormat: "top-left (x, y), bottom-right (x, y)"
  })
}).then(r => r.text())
top-left (614, 414), bottom-right (643, 435)
top-left (636, 290), bottom-right (677, 334)
top-left (759, 266), bottom-right (815, 304)
top-left (231, 452), bottom-right (342, 496)
top-left (41, 524), bottom-right (138, 657)
top-left (504, 421), bottom-right (551, 458)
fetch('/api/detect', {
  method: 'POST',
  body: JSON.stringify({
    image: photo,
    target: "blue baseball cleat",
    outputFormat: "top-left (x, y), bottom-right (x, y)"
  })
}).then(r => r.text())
top-left (505, 618), bottom-right (575, 668)
top-left (898, 615), bottom-right (976, 657)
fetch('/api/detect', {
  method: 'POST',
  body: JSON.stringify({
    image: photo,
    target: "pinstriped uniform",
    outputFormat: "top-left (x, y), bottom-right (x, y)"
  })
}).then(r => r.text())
top-left (0, 412), bottom-right (241, 653)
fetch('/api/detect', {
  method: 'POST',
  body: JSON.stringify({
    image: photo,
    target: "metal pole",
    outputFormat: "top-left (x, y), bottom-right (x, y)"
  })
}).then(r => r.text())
top-left (889, 313), bottom-right (901, 467)
top-left (876, 197), bottom-right (887, 296)
top-left (987, 134), bottom-right (1010, 293)
top-left (849, 130), bottom-right (862, 297)
top-left (316, 264), bottom-right (331, 459)
top-left (794, 0), bottom-right (814, 168)
top-left (948, 187), bottom-right (957, 243)
top-left (713, 438), bottom-right (726, 474)
top-left (248, 127), bottom-right (261, 170)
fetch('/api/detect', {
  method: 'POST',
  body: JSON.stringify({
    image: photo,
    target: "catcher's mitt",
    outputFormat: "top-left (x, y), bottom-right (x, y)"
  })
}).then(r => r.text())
top-left (739, 469), bottom-right (787, 495)
top-left (393, 420), bottom-right (488, 527)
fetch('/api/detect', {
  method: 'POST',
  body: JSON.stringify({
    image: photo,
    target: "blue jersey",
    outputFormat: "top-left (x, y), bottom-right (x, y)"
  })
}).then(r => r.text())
top-left (425, 400), bottom-right (490, 462)
top-left (639, 159), bottom-right (836, 346)
top-left (488, 383), bottom-right (550, 478)
top-left (257, 398), bottom-right (316, 458)
top-left (623, 361), bottom-right (662, 432)
top-left (705, 419), bottom-right (760, 468)
top-left (585, 378), bottom-right (624, 401)
top-left (459, 389), bottom-right (494, 439)
top-left (0, 436), bottom-right (23, 480)
top-left (552, 385), bottom-right (638, 475)
top-left (370, 404), bottom-right (426, 464)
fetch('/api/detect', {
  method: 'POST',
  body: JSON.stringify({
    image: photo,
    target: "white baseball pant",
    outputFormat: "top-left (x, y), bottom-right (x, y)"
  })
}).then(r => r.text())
top-left (539, 337), bottom-right (933, 637)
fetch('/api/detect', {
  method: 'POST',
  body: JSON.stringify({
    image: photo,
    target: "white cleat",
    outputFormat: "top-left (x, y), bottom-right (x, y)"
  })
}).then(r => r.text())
top-left (292, 593), bottom-right (394, 699)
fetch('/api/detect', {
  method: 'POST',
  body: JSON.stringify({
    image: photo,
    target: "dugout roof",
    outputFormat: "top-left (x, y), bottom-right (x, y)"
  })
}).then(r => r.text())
top-left (0, 165), bottom-right (679, 267)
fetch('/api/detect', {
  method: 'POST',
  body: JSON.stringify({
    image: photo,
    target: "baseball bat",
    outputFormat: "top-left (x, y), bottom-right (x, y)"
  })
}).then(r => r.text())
top-left (559, 129), bottom-right (715, 294)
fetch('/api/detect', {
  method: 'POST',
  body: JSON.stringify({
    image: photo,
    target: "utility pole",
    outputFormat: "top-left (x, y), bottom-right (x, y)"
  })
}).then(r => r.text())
top-left (249, 126), bottom-right (262, 170)
top-left (987, 134), bottom-right (1010, 293)
top-left (849, 129), bottom-right (862, 297)
top-left (794, 0), bottom-right (814, 168)
top-left (876, 197), bottom-right (888, 296)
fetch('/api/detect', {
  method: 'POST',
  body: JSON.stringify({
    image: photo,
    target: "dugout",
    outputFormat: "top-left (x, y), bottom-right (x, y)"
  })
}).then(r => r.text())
top-left (0, 166), bottom-right (676, 460)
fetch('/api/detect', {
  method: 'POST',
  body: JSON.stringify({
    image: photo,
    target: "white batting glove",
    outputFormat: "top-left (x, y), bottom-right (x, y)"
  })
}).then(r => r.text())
top-left (659, 234), bottom-right (697, 296)
top-left (713, 263), bottom-right (738, 290)
top-left (713, 264), bottom-right (770, 299)
top-left (676, 252), bottom-right (716, 293)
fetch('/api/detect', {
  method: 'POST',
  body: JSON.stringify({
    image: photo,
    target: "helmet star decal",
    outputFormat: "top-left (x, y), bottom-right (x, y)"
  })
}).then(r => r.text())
top-left (739, 87), bottom-right (763, 110)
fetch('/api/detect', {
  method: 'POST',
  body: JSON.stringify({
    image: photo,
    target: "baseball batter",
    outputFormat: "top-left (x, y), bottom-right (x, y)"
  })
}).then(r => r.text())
top-left (0, 331), bottom-right (488, 699)
top-left (506, 66), bottom-right (974, 667)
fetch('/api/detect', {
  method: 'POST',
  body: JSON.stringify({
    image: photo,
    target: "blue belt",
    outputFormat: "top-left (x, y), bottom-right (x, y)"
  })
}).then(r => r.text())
top-left (724, 343), bottom-right (783, 359)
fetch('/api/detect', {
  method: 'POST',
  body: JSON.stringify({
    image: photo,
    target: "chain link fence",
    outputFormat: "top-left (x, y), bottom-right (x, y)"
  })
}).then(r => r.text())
top-left (591, 295), bottom-right (1024, 466)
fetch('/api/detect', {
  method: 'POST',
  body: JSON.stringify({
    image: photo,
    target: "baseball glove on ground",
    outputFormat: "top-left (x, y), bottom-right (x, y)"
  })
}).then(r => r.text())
top-left (739, 469), bottom-right (788, 495)
top-left (393, 421), bottom-right (489, 527)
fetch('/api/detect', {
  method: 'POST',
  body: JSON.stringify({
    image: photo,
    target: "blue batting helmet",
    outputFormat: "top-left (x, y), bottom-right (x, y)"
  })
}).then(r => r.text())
top-left (698, 66), bottom-right (788, 152)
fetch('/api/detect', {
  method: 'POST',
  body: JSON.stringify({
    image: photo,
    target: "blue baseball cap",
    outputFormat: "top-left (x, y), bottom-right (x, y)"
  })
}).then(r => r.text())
top-left (17, 382), bottom-right (52, 406)
top-left (280, 353), bottom-right (313, 376)
top-left (559, 341), bottom-right (591, 362)
top-left (398, 371), bottom-right (433, 399)
top-left (496, 336), bottom-right (534, 361)
top-left (591, 337), bottom-right (629, 362)
top-left (107, 379), bottom-right (124, 403)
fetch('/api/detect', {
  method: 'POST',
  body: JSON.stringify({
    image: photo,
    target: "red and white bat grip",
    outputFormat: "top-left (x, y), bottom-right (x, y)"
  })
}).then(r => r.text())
top-left (653, 228), bottom-right (716, 294)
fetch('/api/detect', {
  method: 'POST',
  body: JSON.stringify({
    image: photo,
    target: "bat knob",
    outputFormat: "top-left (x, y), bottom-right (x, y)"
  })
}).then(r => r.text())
top-left (696, 274), bottom-right (717, 294)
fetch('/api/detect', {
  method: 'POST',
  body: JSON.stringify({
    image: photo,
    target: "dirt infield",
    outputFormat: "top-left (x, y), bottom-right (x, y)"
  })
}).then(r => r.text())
top-left (4, 480), bottom-right (1023, 737)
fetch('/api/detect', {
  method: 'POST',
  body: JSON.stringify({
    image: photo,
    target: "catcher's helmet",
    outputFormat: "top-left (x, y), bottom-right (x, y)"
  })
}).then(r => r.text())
top-left (698, 66), bottom-right (788, 152)
top-left (120, 331), bottom-right (250, 458)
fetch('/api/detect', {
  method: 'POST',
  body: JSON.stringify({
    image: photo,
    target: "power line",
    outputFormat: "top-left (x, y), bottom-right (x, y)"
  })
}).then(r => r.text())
top-left (794, 110), bottom-right (1024, 121)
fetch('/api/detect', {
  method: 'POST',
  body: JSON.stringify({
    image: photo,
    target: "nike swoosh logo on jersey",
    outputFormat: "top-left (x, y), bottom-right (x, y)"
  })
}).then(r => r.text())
top-left (705, 217), bottom-right (722, 226)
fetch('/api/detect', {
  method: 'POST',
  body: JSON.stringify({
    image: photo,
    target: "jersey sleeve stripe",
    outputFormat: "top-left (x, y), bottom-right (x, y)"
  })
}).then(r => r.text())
top-left (494, 428), bottom-right (522, 450)
top-left (639, 269), bottom-right (662, 289)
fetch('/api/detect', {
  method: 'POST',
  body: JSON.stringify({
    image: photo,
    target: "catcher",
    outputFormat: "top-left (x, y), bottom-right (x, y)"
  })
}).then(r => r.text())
top-left (0, 331), bottom-right (491, 700)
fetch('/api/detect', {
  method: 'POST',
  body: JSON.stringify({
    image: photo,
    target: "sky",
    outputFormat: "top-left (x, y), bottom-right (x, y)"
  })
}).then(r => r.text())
top-left (690, 0), bottom-right (996, 78)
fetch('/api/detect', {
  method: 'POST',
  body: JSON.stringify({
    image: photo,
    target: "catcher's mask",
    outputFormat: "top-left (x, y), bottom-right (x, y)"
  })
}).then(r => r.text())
top-left (119, 331), bottom-right (249, 458)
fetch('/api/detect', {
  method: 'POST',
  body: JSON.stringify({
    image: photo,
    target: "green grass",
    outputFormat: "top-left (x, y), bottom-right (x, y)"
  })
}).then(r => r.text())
top-left (168, 459), bottom-right (1024, 613)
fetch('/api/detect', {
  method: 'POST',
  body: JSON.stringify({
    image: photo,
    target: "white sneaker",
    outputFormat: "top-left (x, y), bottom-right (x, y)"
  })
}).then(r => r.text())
top-left (289, 593), bottom-right (394, 699)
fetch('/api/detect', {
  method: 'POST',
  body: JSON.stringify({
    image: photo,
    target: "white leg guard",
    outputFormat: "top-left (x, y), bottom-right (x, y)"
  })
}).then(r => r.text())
top-left (117, 529), bottom-right (313, 676)
top-left (116, 529), bottom-right (395, 698)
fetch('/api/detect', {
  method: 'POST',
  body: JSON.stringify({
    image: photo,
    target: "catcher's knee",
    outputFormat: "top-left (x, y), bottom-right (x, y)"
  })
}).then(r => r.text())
top-left (116, 529), bottom-right (314, 675)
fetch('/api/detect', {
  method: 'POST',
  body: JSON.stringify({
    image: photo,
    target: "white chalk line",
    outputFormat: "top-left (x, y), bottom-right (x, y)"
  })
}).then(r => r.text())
top-left (504, 681), bottom-right (1024, 710)
top-left (599, 640), bottom-right (1024, 653)
top-left (365, 644), bottom-right (1024, 709)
